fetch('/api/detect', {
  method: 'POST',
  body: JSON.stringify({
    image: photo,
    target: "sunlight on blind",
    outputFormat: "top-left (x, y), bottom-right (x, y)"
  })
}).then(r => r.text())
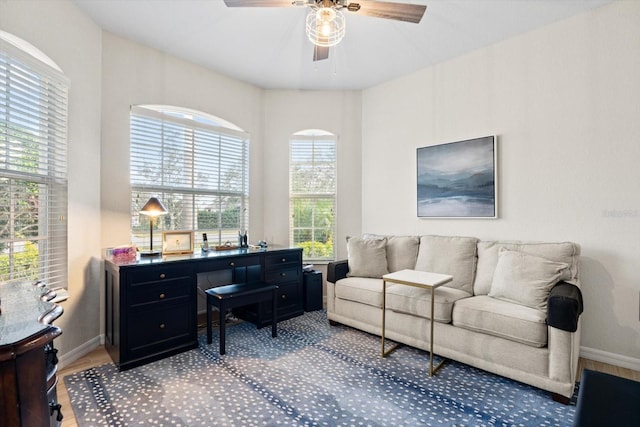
top-left (0, 35), bottom-right (69, 288)
top-left (130, 106), bottom-right (249, 248)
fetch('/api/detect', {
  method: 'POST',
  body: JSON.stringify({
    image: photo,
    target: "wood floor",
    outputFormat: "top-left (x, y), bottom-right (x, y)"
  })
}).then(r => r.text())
top-left (57, 346), bottom-right (640, 427)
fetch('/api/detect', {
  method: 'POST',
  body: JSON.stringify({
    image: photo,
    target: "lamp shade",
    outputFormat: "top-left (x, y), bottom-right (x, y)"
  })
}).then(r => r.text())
top-left (140, 197), bottom-right (168, 217)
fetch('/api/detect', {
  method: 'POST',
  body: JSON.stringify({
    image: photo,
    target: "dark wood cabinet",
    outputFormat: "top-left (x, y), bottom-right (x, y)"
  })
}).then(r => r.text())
top-left (105, 247), bottom-right (303, 370)
top-left (0, 281), bottom-right (64, 427)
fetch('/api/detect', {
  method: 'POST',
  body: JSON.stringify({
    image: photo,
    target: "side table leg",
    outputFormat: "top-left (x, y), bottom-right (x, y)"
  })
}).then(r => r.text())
top-left (381, 280), bottom-right (399, 357)
top-left (429, 286), bottom-right (446, 376)
top-left (429, 286), bottom-right (434, 375)
top-left (381, 280), bottom-right (386, 357)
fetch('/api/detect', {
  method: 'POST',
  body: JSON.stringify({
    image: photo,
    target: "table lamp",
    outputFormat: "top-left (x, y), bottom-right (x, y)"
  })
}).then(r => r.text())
top-left (139, 197), bottom-right (168, 257)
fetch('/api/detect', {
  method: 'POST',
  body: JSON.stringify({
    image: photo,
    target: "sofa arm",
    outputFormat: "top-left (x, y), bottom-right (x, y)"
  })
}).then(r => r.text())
top-left (547, 281), bottom-right (583, 332)
top-left (327, 259), bottom-right (349, 283)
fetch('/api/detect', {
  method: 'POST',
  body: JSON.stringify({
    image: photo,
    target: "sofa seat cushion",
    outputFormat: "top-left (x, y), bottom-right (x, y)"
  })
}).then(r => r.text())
top-left (386, 284), bottom-right (471, 323)
top-left (334, 277), bottom-right (383, 308)
top-left (452, 295), bottom-right (548, 347)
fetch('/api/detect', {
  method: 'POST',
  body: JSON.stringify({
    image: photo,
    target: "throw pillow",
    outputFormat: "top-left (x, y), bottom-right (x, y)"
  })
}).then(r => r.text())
top-left (414, 235), bottom-right (479, 294)
top-left (488, 248), bottom-right (569, 311)
top-left (346, 237), bottom-right (389, 278)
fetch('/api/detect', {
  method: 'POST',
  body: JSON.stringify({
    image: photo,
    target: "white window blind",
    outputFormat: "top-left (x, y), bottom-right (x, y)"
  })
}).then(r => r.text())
top-left (289, 131), bottom-right (336, 261)
top-left (0, 35), bottom-right (69, 288)
top-left (130, 106), bottom-right (249, 248)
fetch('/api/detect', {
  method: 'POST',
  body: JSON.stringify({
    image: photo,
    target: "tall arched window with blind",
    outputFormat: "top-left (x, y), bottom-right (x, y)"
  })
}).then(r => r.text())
top-left (130, 105), bottom-right (250, 250)
top-left (289, 129), bottom-right (337, 261)
top-left (0, 31), bottom-right (69, 288)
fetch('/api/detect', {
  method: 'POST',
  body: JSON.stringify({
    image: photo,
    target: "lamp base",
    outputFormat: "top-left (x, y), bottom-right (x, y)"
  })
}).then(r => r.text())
top-left (140, 250), bottom-right (162, 257)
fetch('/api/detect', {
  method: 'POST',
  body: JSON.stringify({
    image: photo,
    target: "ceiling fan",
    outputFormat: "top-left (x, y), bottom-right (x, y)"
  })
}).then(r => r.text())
top-left (223, 0), bottom-right (427, 61)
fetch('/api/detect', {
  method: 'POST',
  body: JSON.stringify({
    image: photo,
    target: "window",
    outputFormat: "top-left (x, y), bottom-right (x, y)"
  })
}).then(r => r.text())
top-left (0, 32), bottom-right (69, 288)
top-left (130, 105), bottom-right (249, 249)
top-left (289, 130), bottom-right (336, 261)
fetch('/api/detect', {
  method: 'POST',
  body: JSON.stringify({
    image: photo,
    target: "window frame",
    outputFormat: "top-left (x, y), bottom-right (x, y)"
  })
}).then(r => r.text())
top-left (0, 33), bottom-right (69, 288)
top-left (289, 130), bottom-right (337, 262)
top-left (129, 105), bottom-right (250, 250)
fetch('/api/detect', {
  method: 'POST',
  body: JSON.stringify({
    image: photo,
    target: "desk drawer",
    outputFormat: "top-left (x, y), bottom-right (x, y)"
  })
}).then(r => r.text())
top-left (196, 255), bottom-right (261, 272)
top-left (127, 303), bottom-right (193, 355)
top-left (276, 281), bottom-right (300, 313)
top-left (128, 264), bottom-right (191, 284)
top-left (264, 251), bottom-right (301, 269)
top-left (129, 279), bottom-right (191, 309)
top-left (265, 267), bottom-right (300, 284)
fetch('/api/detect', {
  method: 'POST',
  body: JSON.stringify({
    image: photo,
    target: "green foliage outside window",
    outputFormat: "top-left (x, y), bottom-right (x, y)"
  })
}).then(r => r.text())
top-left (0, 126), bottom-right (43, 282)
top-left (291, 198), bottom-right (334, 260)
top-left (0, 241), bottom-right (39, 282)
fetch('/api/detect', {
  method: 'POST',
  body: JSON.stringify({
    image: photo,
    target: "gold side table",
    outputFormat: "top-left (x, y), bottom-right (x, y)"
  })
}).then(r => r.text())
top-left (381, 269), bottom-right (453, 376)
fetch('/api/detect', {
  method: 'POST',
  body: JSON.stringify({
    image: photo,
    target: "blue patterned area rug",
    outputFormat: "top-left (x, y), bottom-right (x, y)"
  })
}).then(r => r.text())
top-left (65, 311), bottom-right (577, 426)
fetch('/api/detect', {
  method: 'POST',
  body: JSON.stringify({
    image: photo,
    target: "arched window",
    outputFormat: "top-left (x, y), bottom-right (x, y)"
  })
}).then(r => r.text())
top-left (289, 129), bottom-right (337, 261)
top-left (130, 105), bottom-right (249, 250)
top-left (0, 31), bottom-right (69, 288)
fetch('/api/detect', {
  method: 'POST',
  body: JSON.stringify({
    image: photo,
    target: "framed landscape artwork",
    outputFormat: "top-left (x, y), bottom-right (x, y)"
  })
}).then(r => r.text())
top-left (417, 136), bottom-right (497, 218)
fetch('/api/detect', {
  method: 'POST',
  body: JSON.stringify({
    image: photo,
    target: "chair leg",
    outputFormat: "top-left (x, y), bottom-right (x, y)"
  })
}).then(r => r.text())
top-left (271, 289), bottom-right (277, 338)
top-left (219, 302), bottom-right (226, 355)
top-left (206, 295), bottom-right (213, 344)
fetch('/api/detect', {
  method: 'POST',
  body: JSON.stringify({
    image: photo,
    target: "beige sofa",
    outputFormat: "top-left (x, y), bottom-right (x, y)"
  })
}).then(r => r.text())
top-left (327, 235), bottom-right (583, 402)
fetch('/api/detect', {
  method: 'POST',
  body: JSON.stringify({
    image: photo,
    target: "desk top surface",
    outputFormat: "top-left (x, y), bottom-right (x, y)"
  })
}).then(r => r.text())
top-left (105, 246), bottom-right (302, 269)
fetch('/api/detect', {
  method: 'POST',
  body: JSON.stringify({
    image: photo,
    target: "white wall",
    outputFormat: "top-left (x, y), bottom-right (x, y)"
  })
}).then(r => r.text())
top-left (361, 1), bottom-right (640, 364)
top-left (100, 32), bottom-right (266, 249)
top-left (262, 90), bottom-right (362, 260)
top-left (0, 0), bottom-right (103, 357)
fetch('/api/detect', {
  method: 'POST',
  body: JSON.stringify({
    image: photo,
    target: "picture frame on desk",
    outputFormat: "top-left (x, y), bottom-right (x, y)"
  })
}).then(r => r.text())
top-left (162, 230), bottom-right (194, 255)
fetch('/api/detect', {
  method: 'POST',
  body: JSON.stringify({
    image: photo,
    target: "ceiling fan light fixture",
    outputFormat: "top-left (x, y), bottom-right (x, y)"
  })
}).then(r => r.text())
top-left (306, 7), bottom-right (345, 47)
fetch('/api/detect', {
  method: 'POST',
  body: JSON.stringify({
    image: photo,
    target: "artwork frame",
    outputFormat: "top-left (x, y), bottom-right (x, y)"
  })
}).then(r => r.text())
top-left (162, 230), bottom-right (194, 255)
top-left (417, 136), bottom-right (497, 219)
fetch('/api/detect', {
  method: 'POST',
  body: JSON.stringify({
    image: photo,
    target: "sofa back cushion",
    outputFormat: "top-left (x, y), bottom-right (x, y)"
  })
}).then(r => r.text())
top-left (414, 235), bottom-right (479, 294)
top-left (473, 240), bottom-right (581, 295)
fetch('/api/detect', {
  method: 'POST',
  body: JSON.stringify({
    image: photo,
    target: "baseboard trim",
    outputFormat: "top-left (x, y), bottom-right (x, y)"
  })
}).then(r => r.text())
top-left (58, 335), bottom-right (102, 370)
top-left (580, 346), bottom-right (640, 371)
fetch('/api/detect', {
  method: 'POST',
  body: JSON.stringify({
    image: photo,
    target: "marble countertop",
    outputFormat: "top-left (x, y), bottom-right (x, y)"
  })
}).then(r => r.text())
top-left (0, 281), bottom-right (63, 347)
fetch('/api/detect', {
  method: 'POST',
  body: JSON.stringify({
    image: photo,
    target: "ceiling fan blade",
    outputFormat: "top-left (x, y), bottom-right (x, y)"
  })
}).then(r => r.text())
top-left (223, 0), bottom-right (297, 7)
top-left (313, 45), bottom-right (330, 61)
top-left (348, 1), bottom-right (427, 24)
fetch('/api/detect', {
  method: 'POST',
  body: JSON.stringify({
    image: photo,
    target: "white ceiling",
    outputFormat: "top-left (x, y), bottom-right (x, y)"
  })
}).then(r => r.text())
top-left (72, 0), bottom-right (613, 91)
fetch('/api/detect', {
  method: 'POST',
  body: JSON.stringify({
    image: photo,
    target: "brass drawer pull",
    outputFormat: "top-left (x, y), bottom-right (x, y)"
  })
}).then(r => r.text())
top-left (159, 273), bottom-right (166, 279)
top-left (159, 323), bottom-right (166, 329)
top-left (229, 262), bottom-right (235, 267)
top-left (159, 293), bottom-right (165, 299)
